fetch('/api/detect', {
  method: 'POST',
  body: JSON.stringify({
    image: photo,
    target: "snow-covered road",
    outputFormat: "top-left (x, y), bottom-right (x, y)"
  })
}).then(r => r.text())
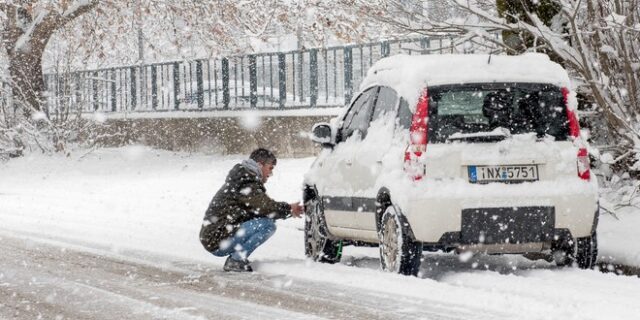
top-left (1, 233), bottom-right (509, 320)
top-left (1, 146), bottom-right (639, 319)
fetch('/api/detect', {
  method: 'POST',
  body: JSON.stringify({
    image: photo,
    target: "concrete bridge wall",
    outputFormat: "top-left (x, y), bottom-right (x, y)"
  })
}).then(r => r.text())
top-left (94, 114), bottom-right (335, 158)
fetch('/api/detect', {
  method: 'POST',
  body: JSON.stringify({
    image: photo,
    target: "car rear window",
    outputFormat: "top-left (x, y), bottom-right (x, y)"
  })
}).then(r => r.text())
top-left (427, 83), bottom-right (569, 143)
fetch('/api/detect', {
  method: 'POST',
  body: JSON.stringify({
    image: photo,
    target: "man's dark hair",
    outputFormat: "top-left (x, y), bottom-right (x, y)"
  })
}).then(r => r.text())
top-left (250, 148), bottom-right (277, 165)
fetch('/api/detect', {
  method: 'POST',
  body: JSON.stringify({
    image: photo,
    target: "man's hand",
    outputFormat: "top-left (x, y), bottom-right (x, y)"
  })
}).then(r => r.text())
top-left (289, 202), bottom-right (304, 218)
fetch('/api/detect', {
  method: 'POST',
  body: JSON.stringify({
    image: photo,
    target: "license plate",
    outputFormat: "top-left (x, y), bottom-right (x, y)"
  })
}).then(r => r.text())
top-left (468, 165), bottom-right (539, 183)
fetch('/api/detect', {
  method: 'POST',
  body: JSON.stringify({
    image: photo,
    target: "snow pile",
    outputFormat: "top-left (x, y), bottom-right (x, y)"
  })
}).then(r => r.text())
top-left (600, 212), bottom-right (640, 267)
top-left (0, 146), bottom-right (311, 263)
top-left (598, 178), bottom-right (640, 267)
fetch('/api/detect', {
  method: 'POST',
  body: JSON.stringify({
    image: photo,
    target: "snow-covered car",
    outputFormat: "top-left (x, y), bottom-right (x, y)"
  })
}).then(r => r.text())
top-left (302, 53), bottom-right (599, 276)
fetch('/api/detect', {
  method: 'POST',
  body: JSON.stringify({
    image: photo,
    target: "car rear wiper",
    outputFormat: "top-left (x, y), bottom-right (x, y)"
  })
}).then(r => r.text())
top-left (446, 127), bottom-right (511, 143)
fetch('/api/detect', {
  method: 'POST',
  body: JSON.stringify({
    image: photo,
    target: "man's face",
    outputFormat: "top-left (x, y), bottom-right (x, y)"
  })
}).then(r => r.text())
top-left (259, 161), bottom-right (275, 183)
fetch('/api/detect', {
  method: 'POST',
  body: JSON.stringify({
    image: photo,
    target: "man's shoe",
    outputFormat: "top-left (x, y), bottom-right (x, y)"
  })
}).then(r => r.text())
top-left (223, 256), bottom-right (253, 272)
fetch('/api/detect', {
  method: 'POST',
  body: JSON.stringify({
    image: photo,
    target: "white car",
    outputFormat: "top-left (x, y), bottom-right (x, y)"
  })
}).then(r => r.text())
top-left (303, 53), bottom-right (599, 276)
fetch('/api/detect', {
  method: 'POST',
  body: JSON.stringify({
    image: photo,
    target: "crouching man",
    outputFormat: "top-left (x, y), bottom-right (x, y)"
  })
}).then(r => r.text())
top-left (199, 148), bottom-right (304, 272)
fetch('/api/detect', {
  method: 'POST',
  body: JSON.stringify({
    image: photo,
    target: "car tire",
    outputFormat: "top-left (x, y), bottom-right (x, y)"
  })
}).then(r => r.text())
top-left (575, 231), bottom-right (598, 269)
top-left (553, 231), bottom-right (598, 269)
top-left (304, 197), bottom-right (342, 264)
top-left (378, 205), bottom-right (423, 276)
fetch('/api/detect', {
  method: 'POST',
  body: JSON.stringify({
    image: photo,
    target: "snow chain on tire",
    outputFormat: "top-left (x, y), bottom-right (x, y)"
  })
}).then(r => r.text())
top-left (554, 231), bottom-right (598, 269)
top-left (575, 232), bottom-right (598, 269)
top-left (378, 205), bottom-right (422, 276)
top-left (304, 198), bottom-right (342, 264)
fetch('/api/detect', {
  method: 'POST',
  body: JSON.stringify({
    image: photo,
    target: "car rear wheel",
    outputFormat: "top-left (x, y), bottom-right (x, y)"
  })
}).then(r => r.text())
top-left (575, 232), bottom-right (598, 269)
top-left (304, 198), bottom-right (342, 264)
top-left (553, 231), bottom-right (598, 269)
top-left (378, 205), bottom-right (422, 276)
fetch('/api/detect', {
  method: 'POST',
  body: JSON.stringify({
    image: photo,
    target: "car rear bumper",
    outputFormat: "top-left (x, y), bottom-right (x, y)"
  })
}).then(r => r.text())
top-left (400, 179), bottom-right (598, 245)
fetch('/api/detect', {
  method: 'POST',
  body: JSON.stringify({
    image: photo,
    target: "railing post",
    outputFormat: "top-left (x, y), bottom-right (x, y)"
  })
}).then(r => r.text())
top-left (344, 46), bottom-right (353, 105)
top-left (249, 55), bottom-right (257, 109)
top-left (111, 70), bottom-right (117, 112)
top-left (222, 58), bottom-right (230, 109)
top-left (151, 65), bottom-right (158, 110)
top-left (75, 73), bottom-right (81, 112)
top-left (381, 41), bottom-right (391, 57)
top-left (130, 67), bottom-right (137, 111)
top-left (450, 36), bottom-right (454, 53)
top-left (173, 62), bottom-right (180, 110)
top-left (278, 53), bottom-right (286, 109)
top-left (93, 71), bottom-right (99, 111)
top-left (420, 37), bottom-right (430, 54)
top-left (309, 49), bottom-right (318, 108)
top-left (298, 51), bottom-right (304, 103)
top-left (196, 60), bottom-right (204, 109)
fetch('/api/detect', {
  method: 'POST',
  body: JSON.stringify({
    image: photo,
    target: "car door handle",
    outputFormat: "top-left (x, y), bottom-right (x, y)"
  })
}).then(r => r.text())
top-left (345, 160), bottom-right (352, 166)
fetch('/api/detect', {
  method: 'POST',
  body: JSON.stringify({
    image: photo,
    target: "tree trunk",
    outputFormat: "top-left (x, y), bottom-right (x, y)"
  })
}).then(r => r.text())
top-left (2, 1), bottom-right (99, 119)
top-left (9, 47), bottom-right (46, 117)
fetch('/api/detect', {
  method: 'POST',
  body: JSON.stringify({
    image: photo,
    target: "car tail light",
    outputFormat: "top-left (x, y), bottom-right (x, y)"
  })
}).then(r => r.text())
top-left (577, 148), bottom-right (591, 180)
top-left (562, 87), bottom-right (590, 181)
top-left (404, 88), bottom-right (429, 180)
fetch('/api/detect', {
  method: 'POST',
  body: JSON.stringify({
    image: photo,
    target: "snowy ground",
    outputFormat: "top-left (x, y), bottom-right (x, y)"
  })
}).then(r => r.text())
top-left (1, 146), bottom-right (640, 319)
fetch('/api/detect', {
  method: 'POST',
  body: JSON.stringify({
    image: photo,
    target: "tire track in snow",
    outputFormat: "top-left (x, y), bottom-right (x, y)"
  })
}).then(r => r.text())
top-left (0, 231), bottom-right (515, 319)
top-left (0, 235), bottom-right (326, 319)
top-left (3, 234), bottom-right (468, 319)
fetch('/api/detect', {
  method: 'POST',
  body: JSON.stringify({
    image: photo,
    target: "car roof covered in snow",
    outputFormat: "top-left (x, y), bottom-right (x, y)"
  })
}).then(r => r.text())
top-left (359, 53), bottom-right (572, 110)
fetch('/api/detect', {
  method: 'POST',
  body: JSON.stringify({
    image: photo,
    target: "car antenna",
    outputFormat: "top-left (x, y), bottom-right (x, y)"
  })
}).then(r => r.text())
top-left (488, 53), bottom-right (492, 64)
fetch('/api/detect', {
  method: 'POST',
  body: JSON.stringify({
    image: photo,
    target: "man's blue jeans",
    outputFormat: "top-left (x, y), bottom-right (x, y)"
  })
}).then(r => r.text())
top-left (212, 218), bottom-right (276, 261)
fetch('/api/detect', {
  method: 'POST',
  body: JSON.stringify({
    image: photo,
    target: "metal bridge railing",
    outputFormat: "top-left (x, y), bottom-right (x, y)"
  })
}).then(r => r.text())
top-left (41, 35), bottom-right (499, 114)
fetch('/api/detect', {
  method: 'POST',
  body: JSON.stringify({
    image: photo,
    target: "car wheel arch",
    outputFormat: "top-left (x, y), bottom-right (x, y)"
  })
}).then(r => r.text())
top-left (375, 188), bottom-right (418, 241)
top-left (303, 184), bottom-right (318, 203)
top-left (376, 188), bottom-right (392, 231)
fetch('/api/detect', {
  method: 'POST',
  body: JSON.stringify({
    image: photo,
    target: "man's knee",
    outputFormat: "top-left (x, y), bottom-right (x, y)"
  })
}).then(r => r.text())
top-left (255, 218), bottom-right (277, 236)
top-left (199, 225), bottom-right (218, 253)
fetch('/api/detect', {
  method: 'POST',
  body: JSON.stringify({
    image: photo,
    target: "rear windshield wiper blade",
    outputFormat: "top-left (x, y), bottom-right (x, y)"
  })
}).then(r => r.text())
top-left (446, 127), bottom-right (511, 143)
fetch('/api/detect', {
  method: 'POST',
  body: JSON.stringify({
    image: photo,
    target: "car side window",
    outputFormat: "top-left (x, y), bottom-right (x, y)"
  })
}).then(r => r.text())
top-left (340, 87), bottom-right (377, 141)
top-left (371, 87), bottom-right (399, 121)
top-left (397, 98), bottom-right (412, 129)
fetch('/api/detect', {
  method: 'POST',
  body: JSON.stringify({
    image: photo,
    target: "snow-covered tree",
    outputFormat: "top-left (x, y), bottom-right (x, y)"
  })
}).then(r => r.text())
top-left (0, 1), bottom-right (100, 155)
top-left (43, 0), bottom-right (379, 69)
top-left (0, 0), bottom-right (373, 154)
top-left (1, 1), bottom-right (99, 116)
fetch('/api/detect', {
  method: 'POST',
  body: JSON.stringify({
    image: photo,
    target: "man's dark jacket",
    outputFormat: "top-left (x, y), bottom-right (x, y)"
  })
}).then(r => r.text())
top-left (199, 163), bottom-right (291, 252)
